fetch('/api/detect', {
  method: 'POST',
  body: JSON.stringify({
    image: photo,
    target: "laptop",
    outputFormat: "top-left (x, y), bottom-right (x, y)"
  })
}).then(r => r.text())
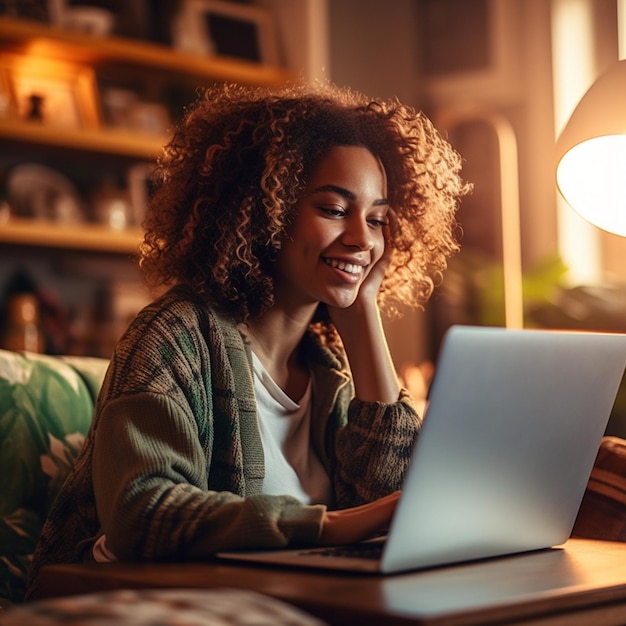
top-left (217, 325), bottom-right (626, 574)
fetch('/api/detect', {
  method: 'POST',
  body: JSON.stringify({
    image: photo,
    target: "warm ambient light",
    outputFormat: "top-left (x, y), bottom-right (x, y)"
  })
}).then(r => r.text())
top-left (556, 59), bottom-right (626, 237)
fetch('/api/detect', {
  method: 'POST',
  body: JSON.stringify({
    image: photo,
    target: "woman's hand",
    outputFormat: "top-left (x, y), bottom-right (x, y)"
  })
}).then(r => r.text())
top-left (328, 229), bottom-right (393, 329)
top-left (318, 491), bottom-right (401, 546)
top-left (325, 231), bottom-right (400, 403)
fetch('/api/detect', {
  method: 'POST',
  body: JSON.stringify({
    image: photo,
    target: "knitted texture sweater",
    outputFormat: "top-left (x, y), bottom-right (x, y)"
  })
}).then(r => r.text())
top-left (27, 286), bottom-right (420, 598)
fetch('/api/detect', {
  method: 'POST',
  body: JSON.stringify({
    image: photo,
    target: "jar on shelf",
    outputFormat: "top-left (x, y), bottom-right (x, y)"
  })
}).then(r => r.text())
top-left (1, 293), bottom-right (45, 353)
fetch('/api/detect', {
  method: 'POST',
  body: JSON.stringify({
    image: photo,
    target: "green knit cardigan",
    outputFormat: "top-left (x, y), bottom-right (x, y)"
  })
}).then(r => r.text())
top-left (27, 286), bottom-right (420, 598)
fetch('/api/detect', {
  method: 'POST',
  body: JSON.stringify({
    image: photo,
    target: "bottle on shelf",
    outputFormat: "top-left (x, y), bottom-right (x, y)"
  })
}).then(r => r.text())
top-left (1, 292), bottom-right (45, 353)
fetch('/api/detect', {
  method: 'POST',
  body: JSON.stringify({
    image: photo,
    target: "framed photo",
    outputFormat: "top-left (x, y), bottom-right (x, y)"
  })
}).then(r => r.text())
top-left (173, 0), bottom-right (280, 65)
top-left (418, 0), bottom-right (522, 107)
top-left (1, 54), bottom-right (100, 128)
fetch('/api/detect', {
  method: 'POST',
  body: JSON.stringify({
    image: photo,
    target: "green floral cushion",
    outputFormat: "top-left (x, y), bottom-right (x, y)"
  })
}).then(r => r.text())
top-left (0, 350), bottom-right (108, 607)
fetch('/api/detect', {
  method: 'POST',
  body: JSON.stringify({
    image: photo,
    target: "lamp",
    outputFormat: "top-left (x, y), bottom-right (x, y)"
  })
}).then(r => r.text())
top-left (556, 59), bottom-right (626, 237)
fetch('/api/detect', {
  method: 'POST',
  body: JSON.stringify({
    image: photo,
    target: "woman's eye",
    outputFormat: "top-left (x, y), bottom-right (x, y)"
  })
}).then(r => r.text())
top-left (320, 206), bottom-right (346, 217)
top-left (368, 217), bottom-right (389, 228)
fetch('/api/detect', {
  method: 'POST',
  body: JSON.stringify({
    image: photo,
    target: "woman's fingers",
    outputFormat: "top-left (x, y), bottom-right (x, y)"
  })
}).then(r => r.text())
top-left (319, 491), bottom-right (401, 546)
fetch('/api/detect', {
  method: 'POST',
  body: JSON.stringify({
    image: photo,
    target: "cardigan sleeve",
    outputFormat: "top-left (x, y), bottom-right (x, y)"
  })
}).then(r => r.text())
top-left (333, 390), bottom-right (421, 507)
top-left (93, 392), bottom-right (325, 561)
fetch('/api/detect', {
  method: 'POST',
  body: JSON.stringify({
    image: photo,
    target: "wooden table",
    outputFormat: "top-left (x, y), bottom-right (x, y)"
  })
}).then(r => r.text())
top-left (39, 538), bottom-right (626, 625)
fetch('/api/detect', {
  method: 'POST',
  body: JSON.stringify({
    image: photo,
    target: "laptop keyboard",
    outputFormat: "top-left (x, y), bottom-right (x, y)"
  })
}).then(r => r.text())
top-left (299, 542), bottom-right (384, 560)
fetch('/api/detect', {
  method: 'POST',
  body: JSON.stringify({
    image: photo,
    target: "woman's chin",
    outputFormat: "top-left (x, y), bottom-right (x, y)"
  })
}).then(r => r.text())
top-left (322, 292), bottom-right (359, 310)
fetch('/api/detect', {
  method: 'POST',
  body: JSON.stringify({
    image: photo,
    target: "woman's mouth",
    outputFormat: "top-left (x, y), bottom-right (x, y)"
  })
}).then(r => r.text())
top-left (323, 257), bottom-right (365, 276)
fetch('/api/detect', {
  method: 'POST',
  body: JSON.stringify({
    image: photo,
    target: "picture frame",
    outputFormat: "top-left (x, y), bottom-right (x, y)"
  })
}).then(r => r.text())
top-left (419, 0), bottom-right (522, 107)
top-left (172, 0), bottom-right (280, 65)
top-left (1, 54), bottom-right (100, 128)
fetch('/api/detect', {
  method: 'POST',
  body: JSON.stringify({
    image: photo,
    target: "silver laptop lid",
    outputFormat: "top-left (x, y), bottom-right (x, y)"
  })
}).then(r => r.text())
top-left (382, 325), bottom-right (626, 573)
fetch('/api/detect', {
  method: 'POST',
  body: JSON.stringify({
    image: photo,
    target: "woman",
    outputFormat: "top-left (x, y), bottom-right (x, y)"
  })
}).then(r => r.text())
top-left (27, 82), bottom-right (468, 596)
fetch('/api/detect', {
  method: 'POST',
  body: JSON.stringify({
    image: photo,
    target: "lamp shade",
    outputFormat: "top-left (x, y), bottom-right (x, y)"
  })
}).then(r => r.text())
top-left (556, 59), bottom-right (626, 236)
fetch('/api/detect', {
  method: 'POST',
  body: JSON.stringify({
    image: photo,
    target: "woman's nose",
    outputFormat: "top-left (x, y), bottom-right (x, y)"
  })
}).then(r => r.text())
top-left (341, 217), bottom-right (374, 250)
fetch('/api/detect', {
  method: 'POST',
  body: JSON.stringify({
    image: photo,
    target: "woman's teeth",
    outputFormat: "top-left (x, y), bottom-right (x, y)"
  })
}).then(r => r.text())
top-left (324, 258), bottom-right (362, 275)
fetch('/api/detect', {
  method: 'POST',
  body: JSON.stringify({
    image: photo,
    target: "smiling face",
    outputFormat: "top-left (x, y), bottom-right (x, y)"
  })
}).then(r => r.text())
top-left (273, 145), bottom-right (389, 312)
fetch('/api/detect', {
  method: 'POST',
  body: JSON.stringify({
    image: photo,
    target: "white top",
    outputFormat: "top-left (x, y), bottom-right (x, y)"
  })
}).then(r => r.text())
top-left (251, 351), bottom-right (332, 505)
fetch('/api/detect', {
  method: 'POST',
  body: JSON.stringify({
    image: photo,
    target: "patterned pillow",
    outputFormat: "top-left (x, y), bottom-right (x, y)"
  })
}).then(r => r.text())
top-left (0, 350), bottom-right (107, 607)
top-left (0, 588), bottom-right (327, 625)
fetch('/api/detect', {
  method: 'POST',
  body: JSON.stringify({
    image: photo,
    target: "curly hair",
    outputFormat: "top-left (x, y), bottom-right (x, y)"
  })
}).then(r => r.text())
top-left (139, 81), bottom-right (470, 322)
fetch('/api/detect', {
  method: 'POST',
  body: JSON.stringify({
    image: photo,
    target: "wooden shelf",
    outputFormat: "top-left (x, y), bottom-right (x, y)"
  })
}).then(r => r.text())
top-left (0, 216), bottom-right (142, 254)
top-left (0, 118), bottom-right (165, 159)
top-left (0, 15), bottom-right (293, 259)
top-left (0, 16), bottom-right (292, 87)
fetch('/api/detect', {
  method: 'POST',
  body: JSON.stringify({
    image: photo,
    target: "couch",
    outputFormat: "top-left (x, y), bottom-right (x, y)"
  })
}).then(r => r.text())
top-left (0, 349), bottom-right (108, 608)
top-left (0, 348), bottom-right (331, 623)
top-left (2, 347), bottom-right (626, 610)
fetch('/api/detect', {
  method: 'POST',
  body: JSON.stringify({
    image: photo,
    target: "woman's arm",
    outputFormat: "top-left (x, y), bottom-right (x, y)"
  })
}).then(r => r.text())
top-left (327, 243), bottom-right (400, 403)
top-left (329, 298), bottom-right (400, 403)
top-left (325, 239), bottom-right (422, 507)
top-left (92, 392), bottom-right (325, 560)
